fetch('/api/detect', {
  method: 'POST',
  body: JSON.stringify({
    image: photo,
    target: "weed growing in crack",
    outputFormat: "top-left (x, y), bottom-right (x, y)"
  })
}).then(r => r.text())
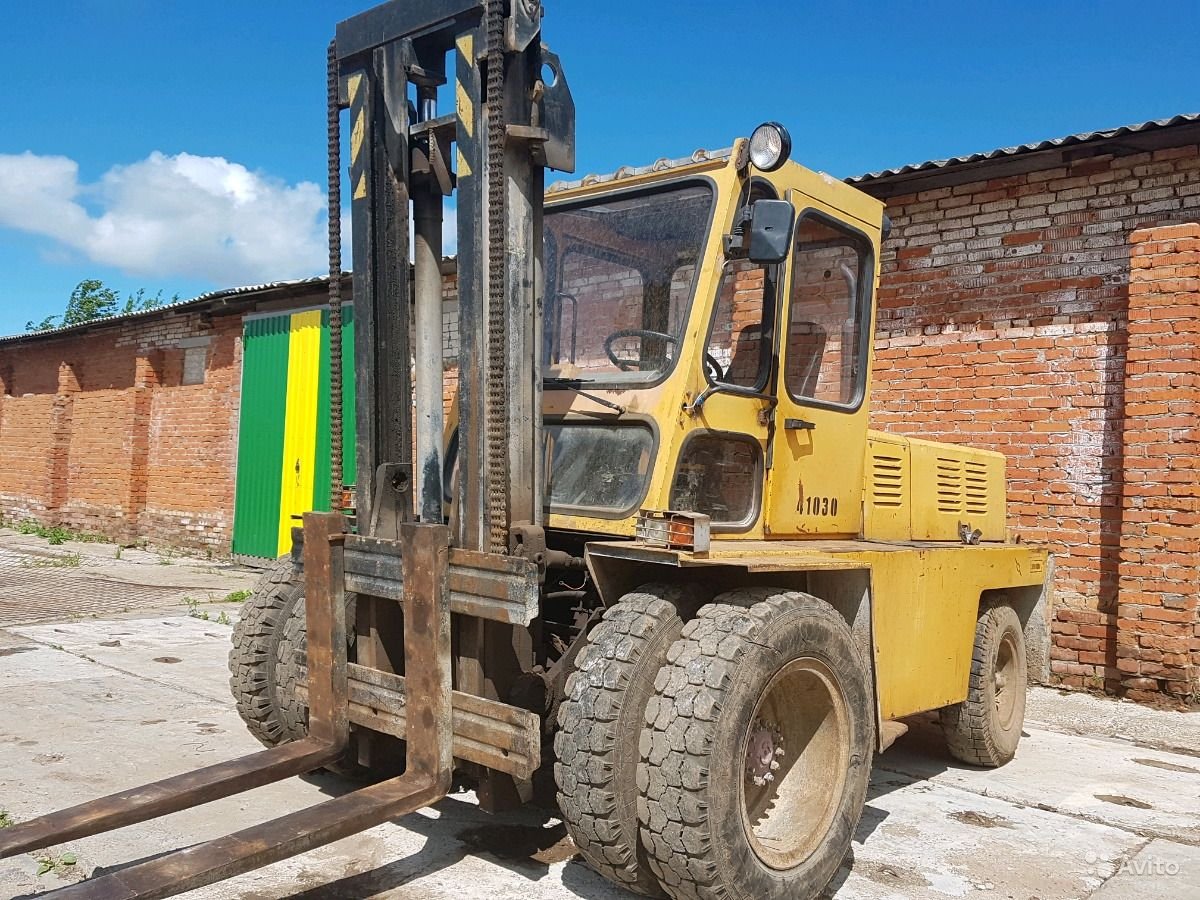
top-left (14, 520), bottom-right (103, 545)
top-left (36, 851), bottom-right (77, 877)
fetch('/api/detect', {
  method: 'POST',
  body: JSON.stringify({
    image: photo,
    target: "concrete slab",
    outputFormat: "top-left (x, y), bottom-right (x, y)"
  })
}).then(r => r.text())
top-left (1027, 685), bottom-right (1200, 754)
top-left (0, 611), bottom-right (1197, 899)
top-left (0, 635), bottom-right (628, 900)
top-left (830, 768), bottom-right (1144, 899)
top-left (1090, 839), bottom-right (1200, 899)
top-left (878, 718), bottom-right (1200, 844)
top-left (12, 617), bottom-right (239, 703)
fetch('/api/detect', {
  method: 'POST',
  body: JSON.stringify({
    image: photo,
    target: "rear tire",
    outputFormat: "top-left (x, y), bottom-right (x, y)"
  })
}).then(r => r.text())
top-left (228, 556), bottom-right (362, 776)
top-left (638, 588), bottom-right (874, 900)
top-left (229, 557), bottom-right (307, 746)
top-left (555, 585), bottom-right (696, 897)
top-left (941, 603), bottom-right (1027, 767)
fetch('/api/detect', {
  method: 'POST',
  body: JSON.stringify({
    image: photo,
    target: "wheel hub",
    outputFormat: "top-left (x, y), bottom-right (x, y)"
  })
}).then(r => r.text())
top-left (745, 719), bottom-right (785, 787)
top-left (994, 632), bottom-right (1020, 728)
top-left (740, 658), bottom-right (851, 872)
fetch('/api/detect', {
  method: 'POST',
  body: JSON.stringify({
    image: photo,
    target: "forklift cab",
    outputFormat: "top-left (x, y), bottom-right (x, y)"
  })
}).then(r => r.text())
top-left (540, 124), bottom-right (885, 541)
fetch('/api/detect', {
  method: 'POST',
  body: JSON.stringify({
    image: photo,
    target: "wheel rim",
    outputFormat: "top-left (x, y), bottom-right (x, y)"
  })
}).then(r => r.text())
top-left (739, 656), bottom-right (849, 871)
top-left (994, 629), bottom-right (1020, 731)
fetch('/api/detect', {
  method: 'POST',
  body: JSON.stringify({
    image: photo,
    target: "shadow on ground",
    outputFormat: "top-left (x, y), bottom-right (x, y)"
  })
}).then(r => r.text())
top-left (266, 794), bottom-right (616, 900)
top-left (19, 714), bottom-right (986, 900)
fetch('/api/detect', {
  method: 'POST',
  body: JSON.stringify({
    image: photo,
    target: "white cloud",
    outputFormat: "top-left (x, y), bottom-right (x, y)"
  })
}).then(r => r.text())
top-left (0, 150), bottom-right (468, 290)
top-left (0, 151), bottom-right (327, 286)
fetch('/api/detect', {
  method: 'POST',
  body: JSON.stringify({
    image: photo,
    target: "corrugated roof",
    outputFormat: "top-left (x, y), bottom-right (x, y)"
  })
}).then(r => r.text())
top-left (545, 113), bottom-right (1200, 197)
top-left (0, 276), bottom-right (329, 346)
top-left (847, 113), bottom-right (1200, 185)
top-left (547, 148), bottom-right (733, 195)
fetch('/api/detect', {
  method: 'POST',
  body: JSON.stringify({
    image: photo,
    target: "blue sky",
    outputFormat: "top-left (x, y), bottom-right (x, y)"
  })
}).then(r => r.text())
top-left (2, 0), bottom-right (1198, 336)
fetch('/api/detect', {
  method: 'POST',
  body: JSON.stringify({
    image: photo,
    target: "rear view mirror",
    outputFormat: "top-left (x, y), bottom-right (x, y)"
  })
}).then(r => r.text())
top-left (748, 199), bottom-right (795, 264)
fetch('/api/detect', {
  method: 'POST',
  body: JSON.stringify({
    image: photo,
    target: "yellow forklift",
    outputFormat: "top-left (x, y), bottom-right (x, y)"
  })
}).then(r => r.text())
top-left (0, 2), bottom-right (1049, 898)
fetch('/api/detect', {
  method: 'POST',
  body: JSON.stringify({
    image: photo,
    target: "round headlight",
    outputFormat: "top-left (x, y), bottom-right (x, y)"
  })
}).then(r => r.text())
top-left (749, 122), bottom-right (792, 172)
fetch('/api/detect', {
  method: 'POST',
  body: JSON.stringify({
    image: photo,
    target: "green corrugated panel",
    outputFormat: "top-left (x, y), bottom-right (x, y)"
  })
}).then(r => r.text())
top-left (311, 305), bottom-right (356, 512)
top-left (312, 310), bottom-right (333, 513)
top-left (340, 305), bottom-right (357, 487)
top-left (232, 315), bottom-right (290, 559)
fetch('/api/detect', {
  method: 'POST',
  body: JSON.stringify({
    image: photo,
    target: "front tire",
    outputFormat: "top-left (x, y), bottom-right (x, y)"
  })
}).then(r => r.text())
top-left (638, 589), bottom-right (874, 900)
top-left (555, 585), bottom-right (697, 896)
top-left (941, 603), bottom-right (1027, 767)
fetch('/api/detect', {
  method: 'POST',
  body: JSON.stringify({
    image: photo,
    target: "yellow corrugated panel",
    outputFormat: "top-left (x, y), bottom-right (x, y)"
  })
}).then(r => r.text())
top-left (276, 310), bottom-right (324, 555)
top-left (909, 438), bottom-right (1006, 542)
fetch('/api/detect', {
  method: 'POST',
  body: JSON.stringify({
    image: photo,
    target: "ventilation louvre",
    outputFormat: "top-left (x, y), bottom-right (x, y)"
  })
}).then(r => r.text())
top-left (965, 459), bottom-right (990, 516)
top-left (933, 456), bottom-right (991, 518)
top-left (872, 453), bottom-right (904, 508)
top-left (935, 457), bottom-right (964, 514)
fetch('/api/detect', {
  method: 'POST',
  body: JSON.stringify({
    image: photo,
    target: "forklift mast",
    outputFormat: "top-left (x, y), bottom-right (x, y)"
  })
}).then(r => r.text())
top-left (336, 0), bottom-right (575, 810)
top-left (336, 0), bottom-right (575, 547)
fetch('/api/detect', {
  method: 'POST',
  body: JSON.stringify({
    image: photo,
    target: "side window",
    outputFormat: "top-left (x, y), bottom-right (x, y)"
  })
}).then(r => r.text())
top-left (670, 433), bottom-right (761, 528)
top-left (705, 259), bottom-right (770, 389)
top-left (785, 216), bottom-right (870, 407)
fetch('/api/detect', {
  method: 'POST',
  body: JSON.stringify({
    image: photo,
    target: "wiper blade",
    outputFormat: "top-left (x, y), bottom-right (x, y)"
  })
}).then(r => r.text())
top-left (544, 380), bottom-right (626, 415)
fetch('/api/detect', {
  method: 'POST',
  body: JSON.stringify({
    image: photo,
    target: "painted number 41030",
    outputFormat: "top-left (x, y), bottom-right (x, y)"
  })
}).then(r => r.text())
top-left (803, 496), bottom-right (839, 517)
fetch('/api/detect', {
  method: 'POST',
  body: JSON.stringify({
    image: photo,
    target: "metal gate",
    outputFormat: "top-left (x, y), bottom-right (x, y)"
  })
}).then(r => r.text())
top-left (232, 306), bottom-right (355, 562)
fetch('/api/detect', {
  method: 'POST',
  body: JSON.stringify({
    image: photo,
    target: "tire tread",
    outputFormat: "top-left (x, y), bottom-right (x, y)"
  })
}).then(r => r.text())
top-left (941, 604), bottom-right (1026, 768)
top-left (228, 558), bottom-right (306, 747)
top-left (555, 586), bottom-right (692, 897)
top-left (638, 588), bottom-right (860, 900)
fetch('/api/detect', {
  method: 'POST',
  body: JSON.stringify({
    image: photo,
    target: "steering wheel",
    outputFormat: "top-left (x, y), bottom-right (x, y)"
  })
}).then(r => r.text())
top-left (603, 328), bottom-right (726, 381)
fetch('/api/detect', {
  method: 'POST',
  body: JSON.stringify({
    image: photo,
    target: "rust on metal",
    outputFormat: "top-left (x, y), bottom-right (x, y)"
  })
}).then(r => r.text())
top-left (0, 739), bottom-right (341, 861)
top-left (297, 661), bottom-right (541, 778)
top-left (304, 511), bottom-right (350, 746)
top-left (342, 534), bottom-right (539, 625)
top-left (42, 771), bottom-right (450, 900)
top-left (397, 521), bottom-right (454, 780)
top-left (445, 547), bottom-right (539, 625)
top-left (19, 520), bottom-right (455, 900)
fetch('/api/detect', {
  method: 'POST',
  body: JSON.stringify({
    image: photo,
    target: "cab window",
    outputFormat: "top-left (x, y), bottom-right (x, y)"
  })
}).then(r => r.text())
top-left (703, 182), bottom-right (778, 391)
top-left (785, 215), bottom-right (871, 408)
top-left (704, 259), bottom-right (772, 390)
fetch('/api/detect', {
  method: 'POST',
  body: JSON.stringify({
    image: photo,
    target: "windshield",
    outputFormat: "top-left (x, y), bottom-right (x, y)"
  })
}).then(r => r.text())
top-left (543, 183), bottom-right (713, 384)
top-left (545, 423), bottom-right (654, 514)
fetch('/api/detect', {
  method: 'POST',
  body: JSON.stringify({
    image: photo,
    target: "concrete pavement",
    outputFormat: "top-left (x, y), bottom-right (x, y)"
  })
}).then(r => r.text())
top-left (0, 533), bottom-right (1197, 899)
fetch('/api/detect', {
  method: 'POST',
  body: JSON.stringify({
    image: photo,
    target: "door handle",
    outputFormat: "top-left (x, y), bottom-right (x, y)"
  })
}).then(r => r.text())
top-left (784, 418), bottom-right (816, 431)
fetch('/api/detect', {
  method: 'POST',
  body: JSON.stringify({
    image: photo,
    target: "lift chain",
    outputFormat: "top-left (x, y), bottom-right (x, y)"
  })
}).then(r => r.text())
top-left (485, 0), bottom-right (509, 554)
top-left (327, 38), bottom-right (345, 512)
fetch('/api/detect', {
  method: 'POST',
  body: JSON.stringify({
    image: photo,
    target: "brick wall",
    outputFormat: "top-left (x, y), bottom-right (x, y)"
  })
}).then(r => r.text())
top-left (1115, 224), bottom-right (1200, 700)
top-left (870, 145), bottom-right (1200, 700)
top-left (0, 309), bottom-right (243, 552)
